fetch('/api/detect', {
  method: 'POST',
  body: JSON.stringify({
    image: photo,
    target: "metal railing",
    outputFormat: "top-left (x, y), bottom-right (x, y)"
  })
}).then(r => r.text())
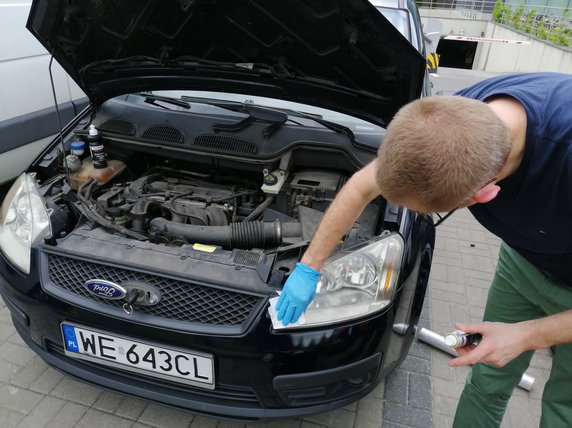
top-left (417, 0), bottom-right (572, 47)
top-left (417, 0), bottom-right (497, 20)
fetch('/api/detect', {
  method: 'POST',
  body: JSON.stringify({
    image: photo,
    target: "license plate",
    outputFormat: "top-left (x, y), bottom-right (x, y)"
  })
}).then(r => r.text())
top-left (61, 323), bottom-right (214, 389)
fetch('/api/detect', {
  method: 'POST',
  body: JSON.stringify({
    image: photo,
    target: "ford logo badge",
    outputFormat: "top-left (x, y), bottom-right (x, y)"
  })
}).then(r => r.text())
top-left (85, 279), bottom-right (127, 300)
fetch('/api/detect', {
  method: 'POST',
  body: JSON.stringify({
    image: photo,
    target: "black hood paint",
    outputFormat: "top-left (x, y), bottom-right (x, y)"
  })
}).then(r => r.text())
top-left (27, 0), bottom-right (425, 127)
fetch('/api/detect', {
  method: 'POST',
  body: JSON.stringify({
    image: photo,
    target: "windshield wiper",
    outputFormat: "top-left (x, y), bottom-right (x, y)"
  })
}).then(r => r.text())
top-left (179, 97), bottom-right (287, 138)
top-left (181, 96), bottom-right (362, 146)
top-left (133, 92), bottom-right (191, 109)
top-left (211, 104), bottom-right (288, 138)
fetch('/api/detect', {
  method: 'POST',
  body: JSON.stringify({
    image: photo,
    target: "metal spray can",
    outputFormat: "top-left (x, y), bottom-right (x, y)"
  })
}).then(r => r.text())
top-left (444, 330), bottom-right (482, 349)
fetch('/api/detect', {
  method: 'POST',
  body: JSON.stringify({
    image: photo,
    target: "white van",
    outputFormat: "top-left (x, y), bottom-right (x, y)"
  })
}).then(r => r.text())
top-left (0, 1), bottom-right (87, 184)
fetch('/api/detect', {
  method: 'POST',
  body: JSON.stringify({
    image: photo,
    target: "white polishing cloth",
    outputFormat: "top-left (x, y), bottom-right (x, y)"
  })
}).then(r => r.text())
top-left (268, 293), bottom-right (306, 328)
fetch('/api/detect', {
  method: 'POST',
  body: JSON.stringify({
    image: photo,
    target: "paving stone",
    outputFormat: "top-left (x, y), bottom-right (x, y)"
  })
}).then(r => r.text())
top-left (382, 423), bottom-right (411, 428)
top-left (462, 267), bottom-right (495, 281)
top-left (8, 331), bottom-right (27, 347)
top-left (16, 396), bottom-right (65, 428)
top-left (430, 279), bottom-right (466, 296)
top-left (44, 401), bottom-right (89, 428)
top-left (432, 394), bottom-right (459, 416)
top-left (434, 249), bottom-right (462, 261)
top-left (302, 408), bottom-right (354, 428)
top-left (299, 422), bottom-right (325, 428)
top-left (453, 366), bottom-right (471, 385)
top-left (217, 421), bottom-right (247, 428)
top-left (383, 369), bottom-right (408, 404)
top-left (0, 306), bottom-right (14, 323)
top-left (342, 401), bottom-right (357, 412)
top-left (432, 412), bottom-right (454, 428)
top-left (29, 367), bottom-right (65, 395)
top-left (463, 276), bottom-right (493, 289)
top-left (408, 340), bottom-right (431, 360)
top-left (93, 390), bottom-right (125, 413)
top-left (468, 305), bottom-right (486, 321)
top-left (10, 356), bottom-right (49, 390)
top-left (501, 395), bottom-right (540, 428)
top-left (431, 352), bottom-right (457, 380)
top-left (50, 377), bottom-right (102, 406)
top-left (466, 287), bottom-right (488, 309)
top-left (445, 266), bottom-right (466, 284)
top-left (0, 321), bottom-right (17, 341)
top-left (430, 289), bottom-right (467, 305)
top-left (398, 356), bottom-right (430, 375)
top-left (247, 419), bottom-right (301, 428)
top-left (189, 415), bottom-right (220, 428)
top-left (0, 342), bottom-right (37, 366)
top-left (449, 305), bottom-right (472, 326)
top-left (0, 385), bottom-right (44, 414)
top-left (353, 395), bottom-right (382, 427)
top-left (428, 263), bottom-right (447, 282)
top-left (137, 403), bottom-right (194, 428)
top-left (0, 361), bottom-right (20, 383)
top-left (383, 402), bottom-right (432, 428)
top-left (370, 379), bottom-right (385, 399)
top-left (433, 376), bottom-right (466, 399)
top-left (77, 408), bottom-right (134, 428)
top-left (115, 397), bottom-right (147, 420)
top-left (408, 373), bottom-right (431, 410)
top-left (0, 407), bottom-right (26, 428)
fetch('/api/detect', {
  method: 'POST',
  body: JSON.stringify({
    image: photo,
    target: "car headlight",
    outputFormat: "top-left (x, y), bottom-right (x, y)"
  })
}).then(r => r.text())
top-left (277, 233), bottom-right (404, 329)
top-left (0, 173), bottom-right (52, 274)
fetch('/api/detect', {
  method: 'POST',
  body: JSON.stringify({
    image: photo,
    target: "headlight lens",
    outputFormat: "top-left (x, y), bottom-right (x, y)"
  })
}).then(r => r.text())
top-left (277, 233), bottom-right (404, 329)
top-left (0, 173), bottom-right (52, 274)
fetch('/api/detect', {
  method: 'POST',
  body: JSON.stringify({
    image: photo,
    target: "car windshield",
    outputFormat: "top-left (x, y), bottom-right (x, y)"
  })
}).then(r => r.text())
top-left (148, 90), bottom-right (384, 134)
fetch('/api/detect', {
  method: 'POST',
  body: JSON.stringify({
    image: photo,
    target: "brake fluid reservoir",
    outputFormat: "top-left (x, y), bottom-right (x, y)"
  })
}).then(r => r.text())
top-left (69, 157), bottom-right (126, 190)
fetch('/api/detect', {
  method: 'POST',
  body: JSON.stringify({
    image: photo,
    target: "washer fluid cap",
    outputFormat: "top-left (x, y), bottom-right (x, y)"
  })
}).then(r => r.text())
top-left (70, 140), bottom-right (86, 155)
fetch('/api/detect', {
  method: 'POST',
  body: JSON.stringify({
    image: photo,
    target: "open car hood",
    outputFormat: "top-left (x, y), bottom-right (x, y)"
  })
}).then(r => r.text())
top-left (27, 0), bottom-right (425, 127)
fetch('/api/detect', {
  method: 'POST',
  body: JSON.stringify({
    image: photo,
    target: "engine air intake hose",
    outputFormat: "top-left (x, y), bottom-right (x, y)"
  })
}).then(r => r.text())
top-left (149, 218), bottom-right (301, 249)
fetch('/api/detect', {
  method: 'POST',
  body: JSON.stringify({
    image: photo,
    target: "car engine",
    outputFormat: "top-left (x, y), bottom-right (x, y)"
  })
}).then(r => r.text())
top-left (44, 161), bottom-right (378, 254)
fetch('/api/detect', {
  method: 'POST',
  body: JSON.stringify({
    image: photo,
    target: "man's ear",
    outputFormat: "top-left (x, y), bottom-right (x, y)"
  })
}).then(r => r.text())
top-left (472, 183), bottom-right (501, 204)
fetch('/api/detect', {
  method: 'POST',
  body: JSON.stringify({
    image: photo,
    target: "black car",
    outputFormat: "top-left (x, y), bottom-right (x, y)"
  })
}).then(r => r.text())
top-left (0, 0), bottom-right (434, 421)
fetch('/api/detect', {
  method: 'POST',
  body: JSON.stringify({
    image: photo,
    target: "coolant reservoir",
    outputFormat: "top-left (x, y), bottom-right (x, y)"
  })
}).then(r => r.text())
top-left (69, 157), bottom-right (126, 190)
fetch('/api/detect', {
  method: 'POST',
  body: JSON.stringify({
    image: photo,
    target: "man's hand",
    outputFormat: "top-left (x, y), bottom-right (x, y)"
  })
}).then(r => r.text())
top-left (276, 263), bottom-right (321, 326)
top-left (449, 321), bottom-right (532, 367)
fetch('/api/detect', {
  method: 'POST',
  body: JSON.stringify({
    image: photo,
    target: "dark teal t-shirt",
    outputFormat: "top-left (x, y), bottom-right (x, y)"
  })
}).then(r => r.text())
top-left (455, 72), bottom-right (572, 285)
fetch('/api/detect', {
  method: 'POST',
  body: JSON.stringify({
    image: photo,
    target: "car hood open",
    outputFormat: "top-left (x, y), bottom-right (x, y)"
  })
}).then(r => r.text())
top-left (27, 0), bottom-right (425, 127)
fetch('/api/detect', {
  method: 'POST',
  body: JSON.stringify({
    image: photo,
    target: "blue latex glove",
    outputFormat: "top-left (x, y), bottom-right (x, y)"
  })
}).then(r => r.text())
top-left (276, 262), bottom-right (320, 326)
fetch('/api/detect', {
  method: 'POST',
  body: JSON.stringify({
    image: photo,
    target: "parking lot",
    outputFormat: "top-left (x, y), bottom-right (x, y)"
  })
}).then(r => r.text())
top-left (0, 69), bottom-right (553, 428)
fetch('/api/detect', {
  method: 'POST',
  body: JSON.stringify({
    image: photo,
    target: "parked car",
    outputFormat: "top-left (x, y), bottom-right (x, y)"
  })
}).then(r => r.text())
top-left (0, 2), bottom-right (87, 185)
top-left (0, 0), bottom-right (435, 421)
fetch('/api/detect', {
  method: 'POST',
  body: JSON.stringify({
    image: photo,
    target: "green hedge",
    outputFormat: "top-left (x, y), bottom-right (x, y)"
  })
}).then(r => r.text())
top-left (492, 0), bottom-right (571, 47)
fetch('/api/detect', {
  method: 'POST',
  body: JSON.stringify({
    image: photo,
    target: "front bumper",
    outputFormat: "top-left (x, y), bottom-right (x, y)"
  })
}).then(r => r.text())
top-left (0, 274), bottom-right (405, 421)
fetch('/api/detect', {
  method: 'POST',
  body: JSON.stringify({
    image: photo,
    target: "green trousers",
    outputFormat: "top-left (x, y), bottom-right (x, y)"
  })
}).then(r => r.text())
top-left (453, 243), bottom-right (572, 428)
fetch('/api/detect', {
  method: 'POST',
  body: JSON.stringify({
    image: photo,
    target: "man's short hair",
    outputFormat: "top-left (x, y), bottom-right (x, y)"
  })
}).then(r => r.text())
top-left (375, 95), bottom-right (512, 212)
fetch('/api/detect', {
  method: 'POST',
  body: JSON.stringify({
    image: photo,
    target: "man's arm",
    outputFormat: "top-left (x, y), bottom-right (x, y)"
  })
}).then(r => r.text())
top-left (275, 161), bottom-right (382, 325)
top-left (450, 309), bottom-right (572, 367)
top-left (300, 161), bottom-right (382, 270)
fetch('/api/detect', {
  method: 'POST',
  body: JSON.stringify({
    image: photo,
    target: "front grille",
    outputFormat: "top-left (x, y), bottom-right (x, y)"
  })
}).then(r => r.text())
top-left (46, 254), bottom-right (260, 327)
